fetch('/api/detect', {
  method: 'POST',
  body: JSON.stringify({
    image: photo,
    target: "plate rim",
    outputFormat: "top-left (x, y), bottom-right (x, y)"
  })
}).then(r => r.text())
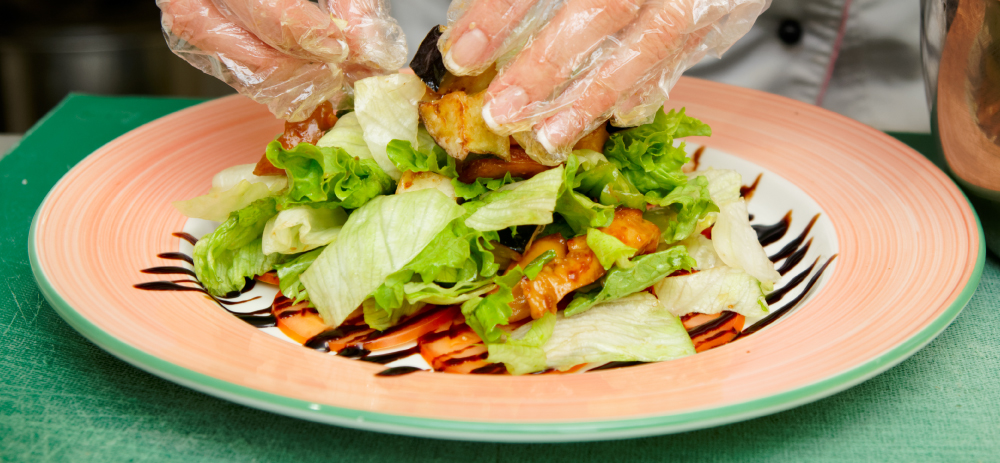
top-left (27, 88), bottom-right (987, 442)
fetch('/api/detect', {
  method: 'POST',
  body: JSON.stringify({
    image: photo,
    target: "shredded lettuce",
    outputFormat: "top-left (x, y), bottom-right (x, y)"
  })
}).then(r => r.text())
top-left (368, 201), bottom-right (504, 323)
top-left (565, 246), bottom-right (695, 317)
top-left (654, 266), bottom-right (768, 319)
top-left (173, 164), bottom-right (286, 222)
top-left (385, 139), bottom-right (458, 178)
top-left (193, 198), bottom-right (283, 296)
top-left (523, 249), bottom-right (557, 279)
top-left (570, 149), bottom-right (647, 210)
top-left (514, 293), bottom-right (695, 372)
top-left (363, 298), bottom-right (426, 331)
top-left (402, 278), bottom-right (496, 305)
top-left (460, 267), bottom-right (525, 343)
top-left (274, 247), bottom-right (323, 304)
top-left (453, 173), bottom-right (518, 200)
top-left (712, 198), bottom-right (781, 291)
top-left (463, 166), bottom-right (564, 232)
top-left (354, 73), bottom-right (427, 180)
top-left (644, 175), bottom-right (718, 243)
top-left (694, 168), bottom-right (742, 207)
top-left (486, 312), bottom-right (556, 375)
top-left (265, 141), bottom-right (393, 210)
top-left (586, 229), bottom-right (638, 270)
top-left (676, 233), bottom-right (722, 270)
top-left (603, 107), bottom-right (710, 196)
top-left (262, 206), bottom-right (347, 255)
top-left (299, 189), bottom-right (466, 327)
top-left (316, 111), bottom-right (372, 159)
top-left (555, 154), bottom-right (616, 235)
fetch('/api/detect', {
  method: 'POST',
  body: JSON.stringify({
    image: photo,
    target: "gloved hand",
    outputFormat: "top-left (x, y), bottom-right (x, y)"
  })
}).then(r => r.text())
top-left (157, 0), bottom-right (406, 121)
top-left (438, 0), bottom-right (769, 163)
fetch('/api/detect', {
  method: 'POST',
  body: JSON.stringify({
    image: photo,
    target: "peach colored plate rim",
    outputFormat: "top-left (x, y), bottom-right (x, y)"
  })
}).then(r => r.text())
top-left (29, 78), bottom-right (985, 442)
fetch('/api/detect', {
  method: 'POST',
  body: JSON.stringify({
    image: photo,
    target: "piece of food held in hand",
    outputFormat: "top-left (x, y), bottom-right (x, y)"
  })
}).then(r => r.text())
top-left (163, 31), bottom-right (789, 376)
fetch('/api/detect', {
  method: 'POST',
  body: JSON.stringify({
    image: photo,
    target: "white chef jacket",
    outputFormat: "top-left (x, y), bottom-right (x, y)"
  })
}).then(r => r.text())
top-left (390, 0), bottom-right (929, 133)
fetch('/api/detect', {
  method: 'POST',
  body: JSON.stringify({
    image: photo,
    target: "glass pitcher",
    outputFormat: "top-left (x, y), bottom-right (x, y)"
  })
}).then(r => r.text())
top-left (923, 0), bottom-right (1000, 254)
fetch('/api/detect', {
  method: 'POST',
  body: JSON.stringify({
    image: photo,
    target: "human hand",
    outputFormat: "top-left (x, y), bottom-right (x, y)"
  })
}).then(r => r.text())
top-left (438, 0), bottom-right (769, 163)
top-left (157, 0), bottom-right (406, 121)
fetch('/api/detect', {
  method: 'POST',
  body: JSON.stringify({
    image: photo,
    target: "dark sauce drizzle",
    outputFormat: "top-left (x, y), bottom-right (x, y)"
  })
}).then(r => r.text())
top-left (766, 258), bottom-right (819, 305)
top-left (776, 238), bottom-right (813, 276)
top-left (740, 173), bottom-right (762, 201)
top-left (735, 255), bottom-right (838, 340)
top-left (172, 232), bottom-right (198, 245)
top-left (589, 361), bottom-right (648, 371)
top-left (376, 366), bottom-right (425, 377)
top-left (135, 234), bottom-right (272, 326)
top-left (770, 214), bottom-right (820, 262)
top-left (139, 180), bottom-right (835, 377)
top-left (752, 211), bottom-right (792, 247)
top-left (688, 146), bottom-right (706, 172)
top-left (687, 311), bottom-right (738, 338)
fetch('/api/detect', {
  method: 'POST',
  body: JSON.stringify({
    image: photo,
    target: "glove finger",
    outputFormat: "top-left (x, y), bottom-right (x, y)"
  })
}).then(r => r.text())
top-left (535, 0), bottom-right (767, 154)
top-left (439, 0), bottom-right (560, 76)
top-left (482, 0), bottom-right (643, 131)
top-left (213, 0), bottom-right (349, 63)
top-left (323, 0), bottom-right (407, 75)
top-left (159, 0), bottom-right (344, 121)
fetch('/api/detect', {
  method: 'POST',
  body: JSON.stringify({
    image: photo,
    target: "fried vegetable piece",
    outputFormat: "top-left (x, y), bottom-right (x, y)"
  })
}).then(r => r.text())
top-left (682, 312), bottom-right (746, 353)
top-left (511, 208), bottom-right (661, 320)
top-left (458, 145), bottom-right (552, 183)
top-left (438, 65), bottom-right (498, 95)
top-left (418, 311), bottom-right (494, 374)
top-left (253, 101), bottom-right (338, 176)
top-left (573, 123), bottom-right (610, 153)
top-left (271, 293), bottom-right (329, 344)
top-left (419, 90), bottom-right (510, 161)
top-left (396, 170), bottom-right (458, 200)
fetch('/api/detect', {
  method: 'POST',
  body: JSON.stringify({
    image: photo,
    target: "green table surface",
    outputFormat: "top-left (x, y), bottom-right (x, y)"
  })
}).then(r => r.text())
top-left (2, 95), bottom-right (998, 462)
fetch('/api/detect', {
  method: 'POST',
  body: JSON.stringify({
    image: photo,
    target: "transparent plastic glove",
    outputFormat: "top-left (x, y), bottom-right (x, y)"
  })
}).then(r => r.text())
top-left (439, 0), bottom-right (769, 164)
top-left (158, 0), bottom-right (406, 121)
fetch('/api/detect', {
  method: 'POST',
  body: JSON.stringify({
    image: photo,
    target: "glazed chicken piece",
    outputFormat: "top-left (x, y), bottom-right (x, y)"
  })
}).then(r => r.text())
top-left (598, 208), bottom-right (660, 254)
top-left (458, 145), bottom-right (552, 183)
top-left (253, 100), bottom-right (338, 176)
top-left (510, 208), bottom-right (661, 320)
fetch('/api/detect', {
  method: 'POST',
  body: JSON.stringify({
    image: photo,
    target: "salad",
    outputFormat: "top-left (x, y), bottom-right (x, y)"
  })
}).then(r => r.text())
top-left (171, 68), bottom-right (781, 376)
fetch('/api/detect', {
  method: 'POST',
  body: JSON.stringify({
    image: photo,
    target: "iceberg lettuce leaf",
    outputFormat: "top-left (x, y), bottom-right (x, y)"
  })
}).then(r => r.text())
top-left (586, 229), bottom-right (638, 270)
top-left (173, 164), bottom-right (286, 222)
top-left (274, 247), bottom-right (323, 305)
top-left (711, 198), bottom-right (781, 291)
top-left (653, 265), bottom-right (768, 318)
top-left (603, 108), bottom-right (708, 196)
top-left (262, 206), bottom-right (347, 255)
top-left (193, 198), bottom-right (282, 296)
top-left (464, 166), bottom-right (564, 231)
top-left (486, 312), bottom-right (556, 375)
top-left (555, 154), bottom-right (616, 235)
top-left (565, 245), bottom-right (695, 317)
top-left (460, 267), bottom-right (525, 343)
top-left (266, 141), bottom-right (393, 210)
top-left (354, 73), bottom-right (427, 180)
top-left (513, 293), bottom-right (694, 371)
top-left (644, 175), bottom-right (718, 243)
top-left (299, 189), bottom-right (466, 327)
top-left (385, 139), bottom-right (458, 178)
top-left (316, 111), bottom-right (372, 159)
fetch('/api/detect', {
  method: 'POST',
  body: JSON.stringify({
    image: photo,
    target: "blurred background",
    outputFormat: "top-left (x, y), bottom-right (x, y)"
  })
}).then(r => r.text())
top-left (0, 0), bottom-right (234, 135)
